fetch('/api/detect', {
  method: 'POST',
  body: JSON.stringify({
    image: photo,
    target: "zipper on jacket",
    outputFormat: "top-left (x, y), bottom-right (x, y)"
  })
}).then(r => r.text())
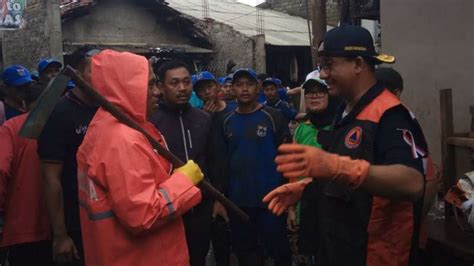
top-left (187, 130), bottom-right (193, 149)
top-left (179, 113), bottom-right (190, 161)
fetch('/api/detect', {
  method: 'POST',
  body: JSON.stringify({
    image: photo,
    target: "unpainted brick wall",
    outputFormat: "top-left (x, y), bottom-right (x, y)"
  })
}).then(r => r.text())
top-left (196, 20), bottom-right (259, 77)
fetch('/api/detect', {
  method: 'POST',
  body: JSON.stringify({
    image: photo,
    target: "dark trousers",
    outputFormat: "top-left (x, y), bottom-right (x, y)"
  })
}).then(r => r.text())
top-left (211, 216), bottom-right (231, 266)
top-left (6, 240), bottom-right (52, 266)
top-left (230, 207), bottom-right (292, 266)
top-left (183, 199), bottom-right (212, 266)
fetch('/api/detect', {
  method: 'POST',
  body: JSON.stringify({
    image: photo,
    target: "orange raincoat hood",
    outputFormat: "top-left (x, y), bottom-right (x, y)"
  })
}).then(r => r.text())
top-left (91, 49), bottom-right (149, 124)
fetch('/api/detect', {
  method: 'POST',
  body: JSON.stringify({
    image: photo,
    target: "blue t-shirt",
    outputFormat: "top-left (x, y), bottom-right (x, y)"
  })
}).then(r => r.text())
top-left (220, 106), bottom-right (291, 207)
top-left (4, 103), bottom-right (23, 120)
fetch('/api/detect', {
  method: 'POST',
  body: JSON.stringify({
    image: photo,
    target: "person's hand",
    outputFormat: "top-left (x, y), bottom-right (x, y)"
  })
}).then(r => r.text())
top-left (203, 101), bottom-right (218, 114)
top-left (263, 178), bottom-right (312, 216)
top-left (275, 144), bottom-right (370, 188)
top-left (52, 234), bottom-right (79, 265)
top-left (287, 205), bottom-right (297, 232)
top-left (175, 160), bottom-right (204, 185)
top-left (212, 201), bottom-right (229, 223)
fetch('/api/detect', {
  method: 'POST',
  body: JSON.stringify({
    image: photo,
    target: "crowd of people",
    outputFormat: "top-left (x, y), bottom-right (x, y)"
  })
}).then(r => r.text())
top-left (0, 25), bottom-right (442, 266)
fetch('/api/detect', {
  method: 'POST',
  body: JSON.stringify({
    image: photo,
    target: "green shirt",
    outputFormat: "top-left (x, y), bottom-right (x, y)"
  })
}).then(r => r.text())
top-left (293, 120), bottom-right (331, 224)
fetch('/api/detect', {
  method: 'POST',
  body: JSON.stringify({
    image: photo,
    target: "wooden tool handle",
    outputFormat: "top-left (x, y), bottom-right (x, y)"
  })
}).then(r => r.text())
top-left (64, 66), bottom-right (249, 222)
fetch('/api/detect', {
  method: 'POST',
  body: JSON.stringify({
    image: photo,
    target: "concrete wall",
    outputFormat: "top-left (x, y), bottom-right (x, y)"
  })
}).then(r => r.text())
top-left (266, 0), bottom-right (341, 26)
top-left (62, 0), bottom-right (193, 46)
top-left (380, 0), bottom-right (474, 163)
top-left (2, 0), bottom-right (63, 70)
top-left (197, 21), bottom-right (257, 76)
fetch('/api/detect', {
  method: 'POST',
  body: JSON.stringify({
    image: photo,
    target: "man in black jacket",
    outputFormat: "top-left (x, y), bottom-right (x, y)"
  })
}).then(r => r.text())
top-left (149, 60), bottom-right (212, 266)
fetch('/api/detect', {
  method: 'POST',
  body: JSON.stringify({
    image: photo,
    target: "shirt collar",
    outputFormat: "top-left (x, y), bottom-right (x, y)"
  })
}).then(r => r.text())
top-left (335, 82), bottom-right (385, 126)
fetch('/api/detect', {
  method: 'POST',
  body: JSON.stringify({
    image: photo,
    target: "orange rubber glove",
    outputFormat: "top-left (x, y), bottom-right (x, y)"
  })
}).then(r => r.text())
top-left (262, 178), bottom-right (312, 216)
top-left (275, 144), bottom-right (370, 188)
top-left (175, 160), bottom-right (204, 186)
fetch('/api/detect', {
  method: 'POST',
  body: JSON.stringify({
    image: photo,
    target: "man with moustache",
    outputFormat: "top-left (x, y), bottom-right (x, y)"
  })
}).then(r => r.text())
top-left (150, 60), bottom-right (212, 266)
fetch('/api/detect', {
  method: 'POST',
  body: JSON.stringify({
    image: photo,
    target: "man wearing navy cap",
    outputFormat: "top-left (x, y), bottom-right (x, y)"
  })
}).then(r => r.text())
top-left (213, 68), bottom-right (292, 265)
top-left (38, 46), bottom-right (100, 266)
top-left (264, 25), bottom-right (429, 266)
top-left (262, 78), bottom-right (298, 123)
top-left (38, 58), bottom-right (63, 85)
top-left (194, 71), bottom-right (233, 115)
top-left (1, 65), bottom-right (34, 123)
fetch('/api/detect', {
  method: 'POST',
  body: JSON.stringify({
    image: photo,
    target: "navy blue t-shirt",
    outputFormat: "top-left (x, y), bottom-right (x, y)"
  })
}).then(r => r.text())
top-left (265, 99), bottom-right (298, 122)
top-left (218, 106), bottom-right (291, 207)
top-left (4, 103), bottom-right (23, 120)
top-left (37, 92), bottom-right (97, 240)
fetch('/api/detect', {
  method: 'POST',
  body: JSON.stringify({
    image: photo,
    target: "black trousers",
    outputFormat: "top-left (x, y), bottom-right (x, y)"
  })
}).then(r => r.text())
top-left (6, 240), bottom-right (52, 266)
top-left (183, 199), bottom-right (212, 266)
top-left (211, 216), bottom-right (231, 266)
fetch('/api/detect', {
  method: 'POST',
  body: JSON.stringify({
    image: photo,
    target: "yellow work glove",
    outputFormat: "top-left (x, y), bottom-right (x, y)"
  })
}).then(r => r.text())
top-left (175, 160), bottom-right (204, 186)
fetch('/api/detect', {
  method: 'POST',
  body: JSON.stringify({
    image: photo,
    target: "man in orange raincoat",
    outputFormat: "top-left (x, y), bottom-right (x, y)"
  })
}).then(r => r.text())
top-left (76, 50), bottom-right (203, 266)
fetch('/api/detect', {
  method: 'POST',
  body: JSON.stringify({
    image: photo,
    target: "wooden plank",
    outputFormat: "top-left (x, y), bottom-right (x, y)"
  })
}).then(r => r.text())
top-left (440, 89), bottom-right (456, 217)
top-left (470, 106), bottom-right (474, 138)
top-left (447, 137), bottom-right (474, 149)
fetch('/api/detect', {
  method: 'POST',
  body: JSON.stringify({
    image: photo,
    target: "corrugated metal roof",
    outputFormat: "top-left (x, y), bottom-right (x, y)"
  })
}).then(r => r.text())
top-left (165, 0), bottom-right (326, 46)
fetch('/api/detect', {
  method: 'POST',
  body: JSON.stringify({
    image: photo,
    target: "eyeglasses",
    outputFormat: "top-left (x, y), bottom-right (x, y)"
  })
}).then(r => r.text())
top-left (304, 91), bottom-right (327, 98)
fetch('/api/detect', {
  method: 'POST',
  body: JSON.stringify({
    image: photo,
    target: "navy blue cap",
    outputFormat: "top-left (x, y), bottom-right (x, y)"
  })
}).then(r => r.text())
top-left (38, 58), bottom-right (63, 73)
top-left (30, 71), bottom-right (40, 82)
top-left (2, 65), bottom-right (33, 87)
top-left (262, 78), bottom-right (278, 87)
top-left (274, 78), bottom-right (282, 88)
top-left (194, 71), bottom-right (217, 91)
top-left (318, 25), bottom-right (395, 64)
top-left (224, 76), bottom-right (232, 84)
top-left (232, 68), bottom-right (257, 82)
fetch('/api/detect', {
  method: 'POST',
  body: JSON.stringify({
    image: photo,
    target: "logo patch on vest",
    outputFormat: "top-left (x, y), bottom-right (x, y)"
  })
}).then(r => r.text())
top-left (345, 127), bottom-right (362, 149)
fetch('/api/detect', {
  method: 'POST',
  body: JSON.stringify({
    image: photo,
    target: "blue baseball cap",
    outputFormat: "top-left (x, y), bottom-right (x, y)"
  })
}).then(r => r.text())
top-left (262, 78), bottom-right (278, 87)
top-left (30, 71), bottom-right (40, 82)
top-left (38, 58), bottom-right (63, 73)
top-left (274, 79), bottom-right (282, 88)
top-left (194, 71), bottom-right (216, 91)
top-left (218, 77), bottom-right (226, 85)
top-left (232, 68), bottom-right (257, 83)
top-left (191, 75), bottom-right (198, 86)
top-left (66, 80), bottom-right (76, 90)
top-left (224, 76), bottom-right (232, 84)
top-left (2, 65), bottom-right (33, 87)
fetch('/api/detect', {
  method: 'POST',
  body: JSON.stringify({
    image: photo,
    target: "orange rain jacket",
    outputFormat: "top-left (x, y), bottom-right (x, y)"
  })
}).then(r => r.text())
top-left (77, 50), bottom-right (202, 266)
top-left (0, 114), bottom-right (50, 247)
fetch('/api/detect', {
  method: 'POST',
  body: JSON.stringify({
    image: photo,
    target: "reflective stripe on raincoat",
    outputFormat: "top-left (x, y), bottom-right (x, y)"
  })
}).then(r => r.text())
top-left (77, 50), bottom-right (202, 266)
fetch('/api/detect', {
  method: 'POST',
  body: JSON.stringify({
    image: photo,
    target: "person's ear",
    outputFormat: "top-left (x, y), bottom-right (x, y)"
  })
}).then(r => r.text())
top-left (394, 89), bottom-right (402, 99)
top-left (354, 56), bottom-right (364, 74)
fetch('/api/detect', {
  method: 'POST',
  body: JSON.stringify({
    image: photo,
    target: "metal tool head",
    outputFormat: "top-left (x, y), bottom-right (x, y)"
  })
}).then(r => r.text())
top-left (18, 72), bottom-right (70, 139)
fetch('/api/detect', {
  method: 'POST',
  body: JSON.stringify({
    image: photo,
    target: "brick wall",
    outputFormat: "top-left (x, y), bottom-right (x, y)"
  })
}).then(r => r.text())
top-left (2, 0), bottom-right (63, 70)
top-left (266, 0), bottom-right (341, 26)
top-left (196, 20), bottom-right (260, 77)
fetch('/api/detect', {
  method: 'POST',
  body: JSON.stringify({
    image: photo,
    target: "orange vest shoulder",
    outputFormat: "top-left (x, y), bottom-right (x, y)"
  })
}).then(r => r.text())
top-left (356, 89), bottom-right (400, 123)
